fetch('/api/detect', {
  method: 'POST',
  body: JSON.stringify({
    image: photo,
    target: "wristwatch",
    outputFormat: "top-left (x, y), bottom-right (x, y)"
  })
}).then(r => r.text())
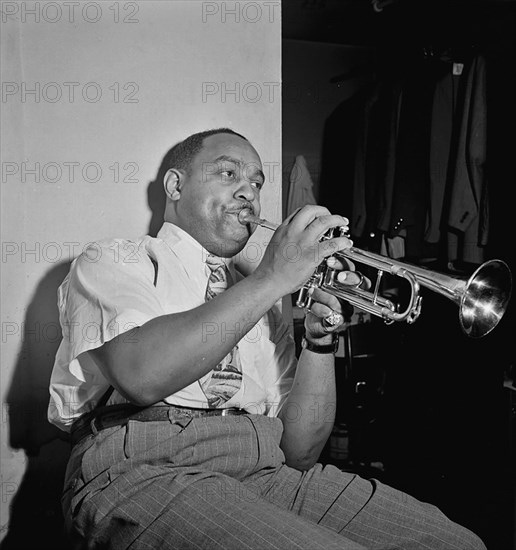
top-left (301, 332), bottom-right (339, 354)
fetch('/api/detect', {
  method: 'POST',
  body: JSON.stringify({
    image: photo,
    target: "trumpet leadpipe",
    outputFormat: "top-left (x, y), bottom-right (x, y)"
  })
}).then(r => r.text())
top-left (237, 210), bottom-right (279, 231)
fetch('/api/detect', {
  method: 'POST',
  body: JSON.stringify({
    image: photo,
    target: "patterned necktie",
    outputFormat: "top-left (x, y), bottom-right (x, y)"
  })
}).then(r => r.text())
top-left (199, 254), bottom-right (242, 407)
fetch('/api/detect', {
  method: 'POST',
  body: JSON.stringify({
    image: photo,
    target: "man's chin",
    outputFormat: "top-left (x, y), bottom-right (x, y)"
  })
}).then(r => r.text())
top-left (211, 231), bottom-right (249, 258)
top-left (227, 234), bottom-right (250, 257)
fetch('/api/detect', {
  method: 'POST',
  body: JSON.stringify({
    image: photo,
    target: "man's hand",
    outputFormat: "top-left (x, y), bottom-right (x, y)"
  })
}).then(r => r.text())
top-left (304, 256), bottom-right (371, 341)
top-left (253, 205), bottom-right (353, 297)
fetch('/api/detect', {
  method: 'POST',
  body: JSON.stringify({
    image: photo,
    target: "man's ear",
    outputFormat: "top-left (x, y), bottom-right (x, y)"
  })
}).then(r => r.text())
top-left (163, 169), bottom-right (183, 200)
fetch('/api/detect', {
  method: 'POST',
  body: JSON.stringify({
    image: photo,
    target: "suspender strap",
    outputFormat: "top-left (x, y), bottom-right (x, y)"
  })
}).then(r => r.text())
top-left (149, 255), bottom-right (158, 287)
top-left (96, 385), bottom-right (115, 408)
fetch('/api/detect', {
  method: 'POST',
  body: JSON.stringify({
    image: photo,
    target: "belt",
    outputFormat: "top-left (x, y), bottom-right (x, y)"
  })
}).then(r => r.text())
top-left (70, 403), bottom-right (248, 447)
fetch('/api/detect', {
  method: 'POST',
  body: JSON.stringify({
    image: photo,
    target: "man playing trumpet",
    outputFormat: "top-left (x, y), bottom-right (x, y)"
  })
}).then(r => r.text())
top-left (49, 128), bottom-right (486, 549)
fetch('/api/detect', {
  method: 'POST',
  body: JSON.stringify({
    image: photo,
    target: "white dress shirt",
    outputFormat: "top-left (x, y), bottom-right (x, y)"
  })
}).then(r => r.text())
top-left (47, 222), bottom-right (297, 432)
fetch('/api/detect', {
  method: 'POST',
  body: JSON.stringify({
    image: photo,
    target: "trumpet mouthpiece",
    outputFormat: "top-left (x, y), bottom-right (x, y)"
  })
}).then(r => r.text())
top-left (237, 209), bottom-right (255, 225)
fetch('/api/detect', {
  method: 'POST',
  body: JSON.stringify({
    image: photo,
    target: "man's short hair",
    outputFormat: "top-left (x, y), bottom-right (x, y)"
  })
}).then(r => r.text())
top-left (167, 128), bottom-right (248, 174)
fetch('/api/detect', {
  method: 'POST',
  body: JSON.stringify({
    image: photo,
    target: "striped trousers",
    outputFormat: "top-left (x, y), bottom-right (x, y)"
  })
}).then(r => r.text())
top-left (62, 412), bottom-right (486, 550)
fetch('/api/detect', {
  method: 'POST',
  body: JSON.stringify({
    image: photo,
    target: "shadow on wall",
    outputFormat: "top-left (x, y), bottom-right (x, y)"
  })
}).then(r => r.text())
top-left (1, 148), bottom-right (171, 549)
top-left (2, 262), bottom-right (73, 550)
top-left (147, 143), bottom-right (175, 238)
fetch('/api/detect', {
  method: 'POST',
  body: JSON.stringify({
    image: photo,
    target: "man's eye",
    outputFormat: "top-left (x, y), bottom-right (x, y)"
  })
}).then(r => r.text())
top-left (252, 181), bottom-right (264, 190)
top-left (221, 170), bottom-right (235, 179)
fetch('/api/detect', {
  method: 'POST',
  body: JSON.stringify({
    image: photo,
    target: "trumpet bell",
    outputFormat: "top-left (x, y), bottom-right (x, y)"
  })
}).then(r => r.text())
top-left (459, 260), bottom-right (512, 338)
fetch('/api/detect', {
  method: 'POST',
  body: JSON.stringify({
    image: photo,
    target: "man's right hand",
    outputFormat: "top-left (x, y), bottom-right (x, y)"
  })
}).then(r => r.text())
top-left (252, 205), bottom-right (353, 296)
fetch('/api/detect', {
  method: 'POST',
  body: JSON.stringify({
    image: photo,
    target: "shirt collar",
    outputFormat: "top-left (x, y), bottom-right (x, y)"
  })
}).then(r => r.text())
top-left (156, 222), bottom-right (233, 276)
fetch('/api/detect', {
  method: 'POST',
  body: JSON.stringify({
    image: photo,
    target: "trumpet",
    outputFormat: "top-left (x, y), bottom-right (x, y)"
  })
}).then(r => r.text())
top-left (238, 210), bottom-right (513, 338)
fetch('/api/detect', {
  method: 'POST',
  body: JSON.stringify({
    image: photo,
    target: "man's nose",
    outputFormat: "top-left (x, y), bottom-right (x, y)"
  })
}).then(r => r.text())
top-left (234, 179), bottom-right (256, 201)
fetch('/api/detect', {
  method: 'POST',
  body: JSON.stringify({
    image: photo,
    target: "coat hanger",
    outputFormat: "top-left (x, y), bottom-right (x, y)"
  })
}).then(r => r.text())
top-left (421, 43), bottom-right (479, 64)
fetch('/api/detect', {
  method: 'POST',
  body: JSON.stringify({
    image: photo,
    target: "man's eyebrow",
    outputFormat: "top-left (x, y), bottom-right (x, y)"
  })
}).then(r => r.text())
top-left (212, 155), bottom-right (265, 183)
top-left (212, 155), bottom-right (243, 166)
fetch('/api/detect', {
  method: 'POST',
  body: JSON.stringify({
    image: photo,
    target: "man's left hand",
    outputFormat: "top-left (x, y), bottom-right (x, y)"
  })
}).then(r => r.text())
top-left (304, 256), bottom-right (371, 341)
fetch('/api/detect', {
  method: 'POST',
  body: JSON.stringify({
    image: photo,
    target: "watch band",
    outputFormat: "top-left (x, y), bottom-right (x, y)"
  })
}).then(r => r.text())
top-left (301, 333), bottom-right (339, 354)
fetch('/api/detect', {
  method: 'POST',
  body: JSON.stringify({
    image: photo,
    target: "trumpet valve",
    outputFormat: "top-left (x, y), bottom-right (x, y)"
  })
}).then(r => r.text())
top-left (296, 285), bottom-right (313, 309)
top-left (321, 226), bottom-right (349, 240)
top-left (322, 227), bottom-right (335, 240)
top-left (296, 269), bottom-right (325, 309)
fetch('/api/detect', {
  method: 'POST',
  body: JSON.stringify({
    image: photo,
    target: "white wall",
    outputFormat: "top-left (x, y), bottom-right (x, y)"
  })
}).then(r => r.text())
top-left (0, 1), bottom-right (281, 542)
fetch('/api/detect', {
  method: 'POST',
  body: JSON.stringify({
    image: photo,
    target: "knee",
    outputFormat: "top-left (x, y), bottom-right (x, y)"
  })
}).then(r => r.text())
top-left (470, 535), bottom-right (488, 550)
top-left (458, 526), bottom-right (488, 550)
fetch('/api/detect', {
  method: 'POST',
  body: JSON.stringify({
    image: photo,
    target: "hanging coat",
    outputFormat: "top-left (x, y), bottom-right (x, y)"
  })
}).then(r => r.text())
top-left (447, 54), bottom-right (489, 264)
top-left (286, 155), bottom-right (317, 216)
